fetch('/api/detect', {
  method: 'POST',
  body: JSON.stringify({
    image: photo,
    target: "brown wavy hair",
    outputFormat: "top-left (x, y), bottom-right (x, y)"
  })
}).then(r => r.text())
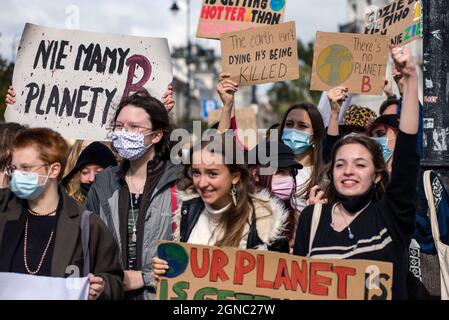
top-left (279, 103), bottom-right (325, 199)
top-left (178, 133), bottom-right (256, 248)
top-left (325, 134), bottom-right (390, 203)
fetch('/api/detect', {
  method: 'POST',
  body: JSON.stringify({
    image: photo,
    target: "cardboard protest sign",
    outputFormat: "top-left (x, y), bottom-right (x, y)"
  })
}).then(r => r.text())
top-left (364, 0), bottom-right (422, 46)
top-left (197, 0), bottom-right (288, 40)
top-left (221, 21), bottom-right (299, 86)
top-left (310, 32), bottom-right (389, 95)
top-left (6, 23), bottom-right (173, 140)
top-left (156, 241), bottom-right (393, 300)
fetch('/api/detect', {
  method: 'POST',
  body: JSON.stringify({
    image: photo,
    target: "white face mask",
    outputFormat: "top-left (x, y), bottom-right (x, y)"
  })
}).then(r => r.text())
top-left (111, 130), bottom-right (154, 161)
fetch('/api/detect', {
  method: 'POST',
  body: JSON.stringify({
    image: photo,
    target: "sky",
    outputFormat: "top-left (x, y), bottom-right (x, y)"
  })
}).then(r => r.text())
top-left (0, 0), bottom-right (347, 62)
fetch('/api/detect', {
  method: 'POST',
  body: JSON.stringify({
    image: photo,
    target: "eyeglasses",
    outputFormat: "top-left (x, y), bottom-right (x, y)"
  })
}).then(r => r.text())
top-left (5, 164), bottom-right (49, 176)
top-left (112, 122), bottom-right (153, 134)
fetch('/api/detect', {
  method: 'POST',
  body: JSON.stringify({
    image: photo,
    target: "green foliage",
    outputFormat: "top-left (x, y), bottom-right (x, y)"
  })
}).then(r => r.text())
top-left (0, 55), bottom-right (14, 121)
top-left (268, 39), bottom-right (321, 120)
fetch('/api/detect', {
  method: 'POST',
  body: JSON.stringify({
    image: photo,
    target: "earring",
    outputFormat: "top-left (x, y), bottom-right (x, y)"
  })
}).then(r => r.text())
top-left (230, 184), bottom-right (237, 206)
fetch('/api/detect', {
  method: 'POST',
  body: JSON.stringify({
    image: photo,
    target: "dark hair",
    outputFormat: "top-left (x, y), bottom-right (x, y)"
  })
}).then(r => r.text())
top-left (325, 134), bottom-right (390, 203)
top-left (13, 128), bottom-right (69, 180)
top-left (113, 92), bottom-right (172, 160)
top-left (179, 133), bottom-right (256, 248)
top-left (279, 103), bottom-right (325, 199)
top-left (379, 98), bottom-right (399, 115)
top-left (0, 122), bottom-right (26, 170)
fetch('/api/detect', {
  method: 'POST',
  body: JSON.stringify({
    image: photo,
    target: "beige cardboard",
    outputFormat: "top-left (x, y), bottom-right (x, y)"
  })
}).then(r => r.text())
top-left (157, 241), bottom-right (393, 300)
top-left (364, 0), bottom-right (422, 46)
top-left (197, 0), bottom-right (288, 40)
top-left (221, 21), bottom-right (299, 86)
top-left (5, 23), bottom-right (173, 141)
top-left (310, 31), bottom-right (389, 95)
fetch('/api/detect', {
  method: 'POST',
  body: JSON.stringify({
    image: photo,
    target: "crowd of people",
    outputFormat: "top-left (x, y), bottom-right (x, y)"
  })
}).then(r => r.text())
top-left (1, 44), bottom-right (448, 300)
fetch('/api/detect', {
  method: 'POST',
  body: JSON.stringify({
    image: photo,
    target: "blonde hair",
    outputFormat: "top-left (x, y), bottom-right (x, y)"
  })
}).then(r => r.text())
top-left (64, 171), bottom-right (86, 204)
top-left (64, 140), bottom-right (85, 178)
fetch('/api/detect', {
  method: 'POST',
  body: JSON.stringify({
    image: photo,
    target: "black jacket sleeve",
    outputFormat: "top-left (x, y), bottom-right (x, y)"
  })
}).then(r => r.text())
top-left (380, 131), bottom-right (420, 248)
top-left (89, 214), bottom-right (124, 300)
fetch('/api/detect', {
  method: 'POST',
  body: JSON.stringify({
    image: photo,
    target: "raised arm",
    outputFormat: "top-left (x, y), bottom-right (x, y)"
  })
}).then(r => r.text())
top-left (327, 86), bottom-right (348, 136)
top-left (391, 46), bottom-right (417, 130)
top-left (216, 73), bottom-right (238, 133)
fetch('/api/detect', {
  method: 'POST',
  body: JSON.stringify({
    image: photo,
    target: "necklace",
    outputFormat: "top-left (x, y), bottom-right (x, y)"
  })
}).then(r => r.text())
top-left (28, 208), bottom-right (57, 217)
top-left (23, 218), bottom-right (54, 275)
top-left (330, 201), bottom-right (372, 240)
top-left (129, 192), bottom-right (138, 243)
top-left (126, 173), bottom-right (143, 243)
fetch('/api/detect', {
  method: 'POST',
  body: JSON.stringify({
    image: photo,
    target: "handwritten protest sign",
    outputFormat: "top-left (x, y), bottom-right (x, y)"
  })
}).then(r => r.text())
top-left (5, 23), bottom-right (173, 140)
top-left (310, 32), bottom-right (389, 95)
top-left (364, 0), bottom-right (422, 46)
top-left (197, 0), bottom-right (288, 40)
top-left (156, 242), bottom-right (393, 300)
top-left (221, 21), bottom-right (299, 86)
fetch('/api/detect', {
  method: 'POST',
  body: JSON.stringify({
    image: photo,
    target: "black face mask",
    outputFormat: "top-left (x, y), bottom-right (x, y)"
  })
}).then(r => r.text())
top-left (335, 183), bottom-right (376, 214)
top-left (80, 183), bottom-right (92, 196)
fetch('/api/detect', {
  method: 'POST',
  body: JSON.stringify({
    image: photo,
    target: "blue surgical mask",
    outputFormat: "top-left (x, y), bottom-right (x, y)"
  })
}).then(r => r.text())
top-left (10, 170), bottom-right (50, 200)
top-left (281, 128), bottom-right (312, 155)
top-left (111, 130), bottom-right (154, 161)
top-left (372, 137), bottom-right (393, 162)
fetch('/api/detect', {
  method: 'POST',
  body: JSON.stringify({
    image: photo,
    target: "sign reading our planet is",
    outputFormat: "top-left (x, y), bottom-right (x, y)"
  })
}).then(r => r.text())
top-left (310, 32), bottom-right (389, 96)
top-left (197, 0), bottom-right (288, 40)
top-left (156, 241), bottom-right (393, 300)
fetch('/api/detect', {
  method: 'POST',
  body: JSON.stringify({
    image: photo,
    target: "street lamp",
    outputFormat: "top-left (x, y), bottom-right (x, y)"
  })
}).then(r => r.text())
top-left (170, 0), bottom-right (192, 126)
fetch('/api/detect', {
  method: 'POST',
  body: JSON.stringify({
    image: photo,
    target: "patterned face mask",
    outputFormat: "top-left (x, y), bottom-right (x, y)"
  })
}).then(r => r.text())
top-left (111, 130), bottom-right (154, 161)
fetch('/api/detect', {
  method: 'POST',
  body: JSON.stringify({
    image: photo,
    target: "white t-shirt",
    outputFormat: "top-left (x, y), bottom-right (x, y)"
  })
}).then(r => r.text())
top-left (293, 166), bottom-right (313, 212)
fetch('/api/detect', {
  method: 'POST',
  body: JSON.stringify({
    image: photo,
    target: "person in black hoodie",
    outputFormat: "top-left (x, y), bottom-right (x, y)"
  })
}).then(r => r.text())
top-left (293, 45), bottom-right (420, 300)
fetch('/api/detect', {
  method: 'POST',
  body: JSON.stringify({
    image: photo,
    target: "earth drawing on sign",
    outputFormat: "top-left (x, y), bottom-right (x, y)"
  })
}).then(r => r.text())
top-left (317, 44), bottom-right (354, 86)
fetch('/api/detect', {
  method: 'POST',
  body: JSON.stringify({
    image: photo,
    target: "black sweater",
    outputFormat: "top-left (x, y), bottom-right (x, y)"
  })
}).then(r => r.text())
top-left (293, 131), bottom-right (419, 300)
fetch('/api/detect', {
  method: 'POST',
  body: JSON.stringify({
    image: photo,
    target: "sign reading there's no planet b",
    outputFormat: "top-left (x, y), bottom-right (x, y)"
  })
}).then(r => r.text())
top-left (220, 21), bottom-right (299, 86)
top-left (197, 0), bottom-right (288, 40)
top-left (6, 23), bottom-right (173, 141)
top-left (310, 32), bottom-right (389, 96)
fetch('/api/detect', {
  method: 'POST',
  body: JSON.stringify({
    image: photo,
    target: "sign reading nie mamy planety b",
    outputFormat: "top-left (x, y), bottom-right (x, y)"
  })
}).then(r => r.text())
top-left (6, 23), bottom-right (173, 141)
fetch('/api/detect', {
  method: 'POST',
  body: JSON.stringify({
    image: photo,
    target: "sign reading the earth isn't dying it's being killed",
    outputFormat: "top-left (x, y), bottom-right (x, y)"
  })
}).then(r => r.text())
top-left (197, 0), bottom-right (288, 40)
top-left (310, 32), bottom-right (389, 96)
top-left (6, 23), bottom-right (173, 141)
top-left (156, 241), bottom-right (394, 300)
top-left (220, 21), bottom-right (299, 86)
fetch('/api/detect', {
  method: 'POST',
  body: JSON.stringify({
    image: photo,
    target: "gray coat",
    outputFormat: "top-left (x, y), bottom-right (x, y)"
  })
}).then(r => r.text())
top-left (85, 160), bottom-right (181, 300)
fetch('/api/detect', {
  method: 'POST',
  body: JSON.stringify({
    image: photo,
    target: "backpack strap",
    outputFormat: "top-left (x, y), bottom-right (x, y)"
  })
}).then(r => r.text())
top-left (80, 210), bottom-right (93, 277)
top-left (308, 203), bottom-right (323, 257)
top-left (423, 170), bottom-right (440, 241)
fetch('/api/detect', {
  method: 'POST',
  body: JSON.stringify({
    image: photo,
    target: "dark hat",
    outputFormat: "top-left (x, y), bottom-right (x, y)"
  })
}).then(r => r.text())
top-left (62, 142), bottom-right (117, 185)
top-left (370, 114), bottom-right (400, 133)
top-left (247, 140), bottom-right (303, 170)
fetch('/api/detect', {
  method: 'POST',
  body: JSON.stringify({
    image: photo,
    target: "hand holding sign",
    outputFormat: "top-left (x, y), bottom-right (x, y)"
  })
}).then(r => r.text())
top-left (216, 73), bottom-right (239, 108)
